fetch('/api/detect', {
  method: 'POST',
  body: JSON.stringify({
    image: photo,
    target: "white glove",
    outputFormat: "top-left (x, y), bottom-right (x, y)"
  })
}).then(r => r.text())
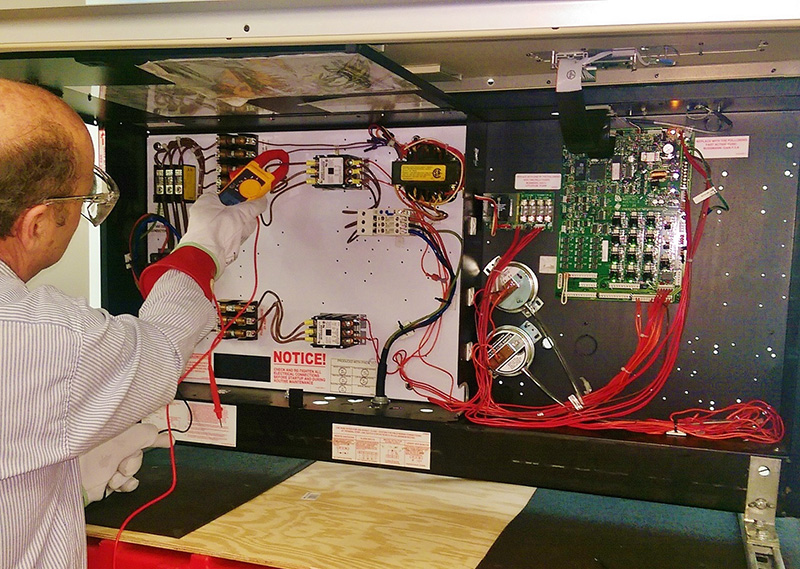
top-left (79, 423), bottom-right (170, 506)
top-left (176, 192), bottom-right (268, 278)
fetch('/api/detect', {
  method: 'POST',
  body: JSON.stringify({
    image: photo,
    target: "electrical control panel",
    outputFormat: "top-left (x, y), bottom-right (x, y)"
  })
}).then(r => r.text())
top-left (145, 126), bottom-right (465, 401)
top-left (73, 43), bottom-right (798, 517)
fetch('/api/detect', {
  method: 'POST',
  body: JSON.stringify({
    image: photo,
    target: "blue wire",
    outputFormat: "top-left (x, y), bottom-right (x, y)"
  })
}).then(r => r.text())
top-left (409, 228), bottom-right (455, 280)
top-left (131, 214), bottom-right (181, 276)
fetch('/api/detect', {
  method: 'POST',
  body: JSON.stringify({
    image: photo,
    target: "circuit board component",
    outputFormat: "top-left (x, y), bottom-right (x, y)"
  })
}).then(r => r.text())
top-left (218, 299), bottom-right (259, 340)
top-left (483, 192), bottom-right (555, 230)
top-left (305, 314), bottom-right (367, 348)
top-left (357, 208), bottom-right (411, 236)
top-left (556, 128), bottom-right (690, 302)
top-left (306, 155), bottom-right (364, 189)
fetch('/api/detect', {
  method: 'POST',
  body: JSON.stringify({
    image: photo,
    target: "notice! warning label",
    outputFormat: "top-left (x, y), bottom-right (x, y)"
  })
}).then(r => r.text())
top-left (271, 350), bottom-right (328, 388)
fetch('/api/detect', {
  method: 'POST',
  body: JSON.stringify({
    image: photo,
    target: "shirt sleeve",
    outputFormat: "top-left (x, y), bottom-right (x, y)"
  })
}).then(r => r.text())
top-left (64, 269), bottom-right (216, 457)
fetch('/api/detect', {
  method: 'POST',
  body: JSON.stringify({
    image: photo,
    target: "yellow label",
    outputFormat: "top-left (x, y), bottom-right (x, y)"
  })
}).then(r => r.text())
top-left (400, 164), bottom-right (446, 182)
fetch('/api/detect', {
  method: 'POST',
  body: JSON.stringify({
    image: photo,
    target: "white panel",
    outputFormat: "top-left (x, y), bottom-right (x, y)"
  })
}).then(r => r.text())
top-left (28, 123), bottom-right (102, 308)
top-left (147, 125), bottom-right (466, 402)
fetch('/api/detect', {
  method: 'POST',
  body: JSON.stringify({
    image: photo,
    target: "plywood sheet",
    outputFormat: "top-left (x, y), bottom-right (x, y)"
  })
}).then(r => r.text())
top-left (89, 461), bottom-right (535, 569)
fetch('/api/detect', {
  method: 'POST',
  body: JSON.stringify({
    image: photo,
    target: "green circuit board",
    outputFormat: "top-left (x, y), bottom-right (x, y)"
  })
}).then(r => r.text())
top-left (556, 128), bottom-right (691, 302)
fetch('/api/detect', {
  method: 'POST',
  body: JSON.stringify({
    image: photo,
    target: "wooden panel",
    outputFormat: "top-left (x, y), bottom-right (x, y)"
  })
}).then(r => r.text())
top-left (88, 461), bottom-right (535, 569)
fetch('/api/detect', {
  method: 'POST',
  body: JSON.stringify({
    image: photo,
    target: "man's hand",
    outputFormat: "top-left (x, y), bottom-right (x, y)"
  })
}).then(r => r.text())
top-left (175, 192), bottom-right (268, 278)
top-left (79, 423), bottom-right (169, 506)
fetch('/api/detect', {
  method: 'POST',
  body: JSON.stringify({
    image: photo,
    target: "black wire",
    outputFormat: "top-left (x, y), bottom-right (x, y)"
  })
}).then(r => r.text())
top-left (374, 229), bottom-right (457, 398)
top-left (157, 386), bottom-right (194, 435)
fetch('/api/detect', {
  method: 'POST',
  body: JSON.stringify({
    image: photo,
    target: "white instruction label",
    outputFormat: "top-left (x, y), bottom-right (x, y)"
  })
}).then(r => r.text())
top-left (332, 424), bottom-right (431, 470)
top-left (330, 358), bottom-right (377, 395)
top-left (183, 352), bottom-right (210, 383)
top-left (142, 400), bottom-right (237, 447)
top-left (271, 350), bottom-right (328, 389)
top-left (694, 136), bottom-right (750, 159)
top-left (515, 173), bottom-right (562, 190)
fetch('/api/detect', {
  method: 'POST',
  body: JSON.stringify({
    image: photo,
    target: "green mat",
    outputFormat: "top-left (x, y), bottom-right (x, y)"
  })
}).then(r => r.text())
top-left (84, 445), bottom-right (312, 538)
top-left (478, 488), bottom-right (748, 569)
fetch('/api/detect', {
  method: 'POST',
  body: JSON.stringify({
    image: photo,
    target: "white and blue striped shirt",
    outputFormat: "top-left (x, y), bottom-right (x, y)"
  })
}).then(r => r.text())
top-left (0, 261), bottom-right (216, 568)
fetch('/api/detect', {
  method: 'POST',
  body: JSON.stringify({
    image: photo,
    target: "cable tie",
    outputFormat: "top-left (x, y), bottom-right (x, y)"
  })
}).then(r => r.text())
top-left (620, 366), bottom-right (631, 374)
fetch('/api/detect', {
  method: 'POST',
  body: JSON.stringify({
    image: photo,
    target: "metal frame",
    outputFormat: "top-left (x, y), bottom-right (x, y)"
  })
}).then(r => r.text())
top-left (741, 457), bottom-right (786, 569)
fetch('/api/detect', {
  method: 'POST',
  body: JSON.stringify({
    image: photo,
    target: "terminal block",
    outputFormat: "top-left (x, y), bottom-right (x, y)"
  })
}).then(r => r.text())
top-left (306, 155), bottom-right (364, 189)
top-left (357, 208), bottom-right (411, 236)
top-left (218, 299), bottom-right (259, 341)
top-left (305, 313), bottom-right (366, 348)
top-left (217, 133), bottom-right (259, 189)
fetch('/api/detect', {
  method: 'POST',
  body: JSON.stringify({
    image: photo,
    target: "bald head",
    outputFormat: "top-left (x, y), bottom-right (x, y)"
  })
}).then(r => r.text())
top-left (0, 80), bottom-right (93, 237)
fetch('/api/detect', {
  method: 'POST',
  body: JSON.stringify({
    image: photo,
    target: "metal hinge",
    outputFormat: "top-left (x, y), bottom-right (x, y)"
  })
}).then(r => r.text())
top-left (740, 456), bottom-right (785, 569)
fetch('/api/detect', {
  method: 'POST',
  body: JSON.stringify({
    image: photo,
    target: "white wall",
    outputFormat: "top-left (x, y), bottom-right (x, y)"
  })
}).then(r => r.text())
top-left (27, 123), bottom-right (102, 307)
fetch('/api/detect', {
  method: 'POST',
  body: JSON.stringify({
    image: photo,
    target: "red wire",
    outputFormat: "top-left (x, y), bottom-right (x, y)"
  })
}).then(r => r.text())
top-left (112, 223), bottom-right (263, 567)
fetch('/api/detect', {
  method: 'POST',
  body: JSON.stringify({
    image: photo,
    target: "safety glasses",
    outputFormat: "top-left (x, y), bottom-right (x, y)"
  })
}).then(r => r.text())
top-left (44, 166), bottom-right (120, 226)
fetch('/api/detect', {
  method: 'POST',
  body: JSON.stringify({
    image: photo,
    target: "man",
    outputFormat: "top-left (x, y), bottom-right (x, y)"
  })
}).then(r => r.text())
top-left (0, 79), bottom-right (267, 568)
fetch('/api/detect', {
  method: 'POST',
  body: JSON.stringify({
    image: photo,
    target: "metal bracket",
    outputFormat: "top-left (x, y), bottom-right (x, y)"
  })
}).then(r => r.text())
top-left (520, 296), bottom-right (544, 318)
top-left (553, 49), bottom-right (640, 92)
top-left (521, 320), bottom-right (543, 344)
top-left (740, 456), bottom-right (785, 569)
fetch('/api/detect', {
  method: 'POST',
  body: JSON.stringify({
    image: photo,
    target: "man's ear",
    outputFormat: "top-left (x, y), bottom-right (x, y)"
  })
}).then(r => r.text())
top-left (12, 204), bottom-right (51, 249)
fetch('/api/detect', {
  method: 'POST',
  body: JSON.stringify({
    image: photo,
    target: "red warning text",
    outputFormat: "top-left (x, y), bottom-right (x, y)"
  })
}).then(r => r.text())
top-left (273, 351), bottom-right (326, 366)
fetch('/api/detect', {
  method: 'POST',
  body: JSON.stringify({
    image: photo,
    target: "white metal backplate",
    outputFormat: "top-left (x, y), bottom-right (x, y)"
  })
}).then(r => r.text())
top-left (147, 126), bottom-right (466, 402)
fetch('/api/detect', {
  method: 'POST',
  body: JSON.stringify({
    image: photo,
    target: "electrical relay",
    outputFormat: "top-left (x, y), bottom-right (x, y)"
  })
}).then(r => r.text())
top-left (218, 299), bottom-right (259, 340)
top-left (305, 314), bottom-right (367, 348)
top-left (306, 155), bottom-right (364, 189)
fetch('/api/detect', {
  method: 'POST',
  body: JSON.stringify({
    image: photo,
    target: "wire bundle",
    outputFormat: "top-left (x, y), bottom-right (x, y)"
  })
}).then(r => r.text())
top-left (374, 215), bottom-right (462, 400)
